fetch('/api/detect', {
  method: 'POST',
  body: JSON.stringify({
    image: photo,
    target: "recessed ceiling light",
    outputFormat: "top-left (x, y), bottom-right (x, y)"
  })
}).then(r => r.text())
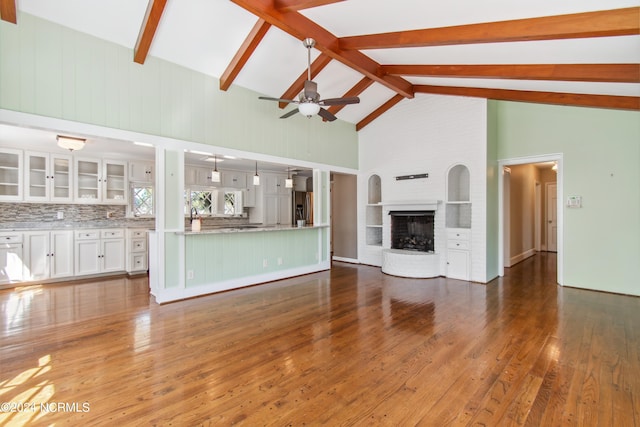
top-left (133, 141), bottom-right (153, 147)
top-left (223, 155), bottom-right (237, 159)
top-left (188, 150), bottom-right (213, 156)
top-left (204, 156), bottom-right (224, 162)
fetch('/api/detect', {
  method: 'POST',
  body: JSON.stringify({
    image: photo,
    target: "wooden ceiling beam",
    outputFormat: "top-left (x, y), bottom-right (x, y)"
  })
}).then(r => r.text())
top-left (278, 53), bottom-right (332, 108)
top-left (382, 64), bottom-right (640, 83)
top-left (0, 0), bottom-right (17, 24)
top-left (356, 94), bottom-right (405, 131)
top-left (230, 0), bottom-right (414, 99)
top-left (414, 85), bottom-right (640, 111)
top-left (220, 19), bottom-right (271, 91)
top-left (134, 0), bottom-right (168, 64)
top-left (326, 77), bottom-right (374, 117)
top-left (275, 0), bottom-right (345, 13)
top-left (340, 7), bottom-right (640, 50)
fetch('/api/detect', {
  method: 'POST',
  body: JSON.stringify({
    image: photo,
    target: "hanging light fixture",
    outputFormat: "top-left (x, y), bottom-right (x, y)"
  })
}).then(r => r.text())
top-left (211, 155), bottom-right (221, 182)
top-left (285, 167), bottom-right (293, 188)
top-left (57, 135), bottom-right (85, 151)
top-left (253, 161), bottom-right (260, 185)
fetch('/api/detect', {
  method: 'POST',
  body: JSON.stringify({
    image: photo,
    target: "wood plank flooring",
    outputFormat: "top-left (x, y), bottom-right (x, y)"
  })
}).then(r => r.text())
top-left (0, 253), bottom-right (638, 426)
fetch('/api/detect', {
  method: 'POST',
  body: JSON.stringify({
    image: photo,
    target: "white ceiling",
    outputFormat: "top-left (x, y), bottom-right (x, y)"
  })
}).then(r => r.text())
top-left (4, 0), bottom-right (639, 165)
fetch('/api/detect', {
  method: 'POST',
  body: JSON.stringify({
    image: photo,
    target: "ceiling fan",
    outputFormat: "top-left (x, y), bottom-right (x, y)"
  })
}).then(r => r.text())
top-left (259, 38), bottom-right (360, 122)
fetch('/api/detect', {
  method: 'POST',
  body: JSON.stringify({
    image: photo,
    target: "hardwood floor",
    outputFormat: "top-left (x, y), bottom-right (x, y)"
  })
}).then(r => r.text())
top-left (0, 253), bottom-right (638, 426)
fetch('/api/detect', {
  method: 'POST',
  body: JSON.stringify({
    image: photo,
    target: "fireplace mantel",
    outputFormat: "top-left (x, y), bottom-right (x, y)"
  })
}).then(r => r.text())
top-left (381, 200), bottom-right (442, 211)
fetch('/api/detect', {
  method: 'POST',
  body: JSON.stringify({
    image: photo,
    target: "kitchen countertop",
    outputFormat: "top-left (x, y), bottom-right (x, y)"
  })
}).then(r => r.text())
top-left (178, 224), bottom-right (327, 235)
top-left (0, 221), bottom-right (155, 231)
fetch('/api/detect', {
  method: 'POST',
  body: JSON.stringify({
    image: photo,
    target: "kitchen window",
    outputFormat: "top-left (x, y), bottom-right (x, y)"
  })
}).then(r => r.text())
top-left (131, 184), bottom-right (154, 217)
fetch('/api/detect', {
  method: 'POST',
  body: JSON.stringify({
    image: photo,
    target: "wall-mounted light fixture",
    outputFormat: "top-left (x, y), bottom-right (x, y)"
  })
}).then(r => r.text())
top-left (285, 167), bottom-right (293, 188)
top-left (57, 135), bottom-right (86, 151)
top-left (253, 161), bottom-right (260, 185)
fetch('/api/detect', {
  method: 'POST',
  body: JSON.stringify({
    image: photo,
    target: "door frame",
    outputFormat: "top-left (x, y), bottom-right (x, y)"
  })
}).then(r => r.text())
top-left (498, 153), bottom-right (563, 285)
top-left (545, 182), bottom-right (558, 252)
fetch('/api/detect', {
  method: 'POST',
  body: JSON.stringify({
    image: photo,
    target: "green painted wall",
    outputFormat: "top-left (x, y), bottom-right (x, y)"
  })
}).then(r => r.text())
top-left (185, 228), bottom-right (321, 286)
top-left (485, 102), bottom-right (499, 281)
top-left (0, 13), bottom-right (358, 169)
top-left (493, 101), bottom-right (640, 296)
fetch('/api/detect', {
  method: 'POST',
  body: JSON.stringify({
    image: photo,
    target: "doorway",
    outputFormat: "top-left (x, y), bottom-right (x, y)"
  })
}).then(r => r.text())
top-left (499, 154), bottom-right (562, 284)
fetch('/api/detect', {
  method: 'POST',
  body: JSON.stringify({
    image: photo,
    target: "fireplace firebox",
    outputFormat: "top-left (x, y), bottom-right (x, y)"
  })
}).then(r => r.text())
top-left (389, 211), bottom-right (435, 252)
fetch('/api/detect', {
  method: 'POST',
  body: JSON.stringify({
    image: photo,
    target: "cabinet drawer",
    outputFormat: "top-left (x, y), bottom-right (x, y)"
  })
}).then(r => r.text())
top-left (76, 230), bottom-right (100, 240)
top-left (129, 230), bottom-right (147, 239)
top-left (130, 253), bottom-right (148, 271)
top-left (446, 229), bottom-right (470, 241)
top-left (0, 233), bottom-right (22, 243)
top-left (130, 238), bottom-right (147, 252)
top-left (447, 239), bottom-right (470, 250)
top-left (102, 229), bottom-right (124, 239)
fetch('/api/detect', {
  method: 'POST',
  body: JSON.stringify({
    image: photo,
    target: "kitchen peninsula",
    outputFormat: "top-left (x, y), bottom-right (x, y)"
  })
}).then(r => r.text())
top-left (149, 155), bottom-right (331, 304)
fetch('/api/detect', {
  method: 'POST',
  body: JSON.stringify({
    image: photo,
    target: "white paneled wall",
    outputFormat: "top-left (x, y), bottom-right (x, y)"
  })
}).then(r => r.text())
top-left (358, 94), bottom-right (489, 282)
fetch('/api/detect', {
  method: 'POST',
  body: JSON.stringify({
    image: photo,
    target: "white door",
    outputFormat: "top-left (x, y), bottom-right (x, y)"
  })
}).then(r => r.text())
top-left (23, 232), bottom-right (50, 281)
top-left (75, 239), bottom-right (101, 276)
top-left (546, 183), bottom-right (558, 252)
top-left (102, 239), bottom-right (125, 273)
top-left (50, 231), bottom-right (74, 278)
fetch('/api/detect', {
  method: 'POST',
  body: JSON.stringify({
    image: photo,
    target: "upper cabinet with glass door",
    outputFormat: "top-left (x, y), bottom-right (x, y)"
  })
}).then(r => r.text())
top-left (24, 151), bottom-right (73, 202)
top-left (0, 148), bottom-right (23, 201)
top-left (74, 158), bottom-right (127, 204)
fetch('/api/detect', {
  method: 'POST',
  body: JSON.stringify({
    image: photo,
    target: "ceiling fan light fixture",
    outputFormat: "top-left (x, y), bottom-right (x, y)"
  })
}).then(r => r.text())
top-left (299, 102), bottom-right (320, 117)
top-left (57, 135), bottom-right (86, 151)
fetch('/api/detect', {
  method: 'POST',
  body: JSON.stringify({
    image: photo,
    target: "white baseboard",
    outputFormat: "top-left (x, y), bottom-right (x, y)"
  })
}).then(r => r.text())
top-left (509, 248), bottom-right (537, 266)
top-left (332, 256), bottom-right (359, 264)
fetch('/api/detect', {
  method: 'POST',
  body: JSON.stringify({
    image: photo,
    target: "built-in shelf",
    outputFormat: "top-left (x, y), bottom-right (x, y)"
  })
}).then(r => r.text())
top-left (366, 174), bottom-right (383, 246)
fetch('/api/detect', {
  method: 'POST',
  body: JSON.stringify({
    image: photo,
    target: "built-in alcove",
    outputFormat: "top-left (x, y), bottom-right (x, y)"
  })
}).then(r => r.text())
top-left (446, 164), bottom-right (471, 229)
top-left (366, 174), bottom-right (382, 246)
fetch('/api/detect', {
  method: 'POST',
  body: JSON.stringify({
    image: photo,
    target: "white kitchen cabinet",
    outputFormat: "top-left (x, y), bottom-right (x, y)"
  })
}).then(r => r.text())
top-left (446, 229), bottom-right (471, 280)
top-left (0, 232), bottom-right (23, 283)
top-left (23, 230), bottom-right (74, 281)
top-left (126, 229), bottom-right (148, 273)
top-left (74, 229), bottom-right (125, 276)
top-left (264, 193), bottom-right (291, 226)
top-left (185, 165), bottom-right (217, 187)
top-left (129, 161), bottom-right (154, 182)
top-left (222, 171), bottom-right (246, 189)
top-left (264, 173), bottom-right (291, 196)
top-left (24, 151), bottom-right (73, 202)
top-left (74, 158), bottom-right (127, 204)
top-left (0, 148), bottom-right (23, 201)
top-left (243, 181), bottom-right (256, 207)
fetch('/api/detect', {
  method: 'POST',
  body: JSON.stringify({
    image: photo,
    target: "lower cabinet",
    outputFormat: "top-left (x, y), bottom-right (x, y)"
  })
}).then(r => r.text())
top-left (75, 229), bottom-right (125, 276)
top-left (126, 229), bottom-right (148, 273)
top-left (0, 232), bottom-right (23, 283)
top-left (446, 228), bottom-right (471, 281)
top-left (23, 230), bottom-right (74, 281)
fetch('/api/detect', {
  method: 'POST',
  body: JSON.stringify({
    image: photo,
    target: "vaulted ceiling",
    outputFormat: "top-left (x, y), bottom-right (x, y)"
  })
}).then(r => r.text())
top-left (2, 0), bottom-right (639, 130)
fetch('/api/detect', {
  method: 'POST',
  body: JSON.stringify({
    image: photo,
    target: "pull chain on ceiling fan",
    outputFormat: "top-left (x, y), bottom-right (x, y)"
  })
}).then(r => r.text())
top-left (258, 38), bottom-right (360, 122)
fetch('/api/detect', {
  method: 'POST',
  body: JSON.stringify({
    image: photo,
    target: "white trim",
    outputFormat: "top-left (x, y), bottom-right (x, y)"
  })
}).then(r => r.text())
top-left (153, 262), bottom-right (331, 304)
top-left (509, 248), bottom-right (537, 266)
top-left (332, 256), bottom-right (359, 264)
top-left (498, 153), bottom-right (563, 285)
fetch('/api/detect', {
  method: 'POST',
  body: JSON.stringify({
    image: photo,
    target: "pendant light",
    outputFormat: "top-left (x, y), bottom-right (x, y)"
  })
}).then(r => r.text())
top-left (211, 156), bottom-right (221, 182)
top-left (285, 167), bottom-right (293, 188)
top-left (253, 161), bottom-right (260, 185)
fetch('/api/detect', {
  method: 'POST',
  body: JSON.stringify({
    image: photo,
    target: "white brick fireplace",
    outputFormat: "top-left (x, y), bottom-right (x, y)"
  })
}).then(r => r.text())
top-left (381, 201), bottom-right (442, 278)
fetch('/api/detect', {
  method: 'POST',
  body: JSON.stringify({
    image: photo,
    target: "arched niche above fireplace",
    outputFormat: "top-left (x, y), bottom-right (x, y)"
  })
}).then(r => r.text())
top-left (366, 174), bottom-right (382, 246)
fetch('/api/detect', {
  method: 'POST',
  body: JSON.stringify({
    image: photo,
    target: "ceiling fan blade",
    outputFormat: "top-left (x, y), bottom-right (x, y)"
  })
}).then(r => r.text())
top-left (280, 108), bottom-right (299, 119)
top-left (319, 96), bottom-right (360, 106)
top-left (303, 80), bottom-right (318, 100)
top-left (259, 96), bottom-right (297, 104)
top-left (318, 108), bottom-right (337, 122)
